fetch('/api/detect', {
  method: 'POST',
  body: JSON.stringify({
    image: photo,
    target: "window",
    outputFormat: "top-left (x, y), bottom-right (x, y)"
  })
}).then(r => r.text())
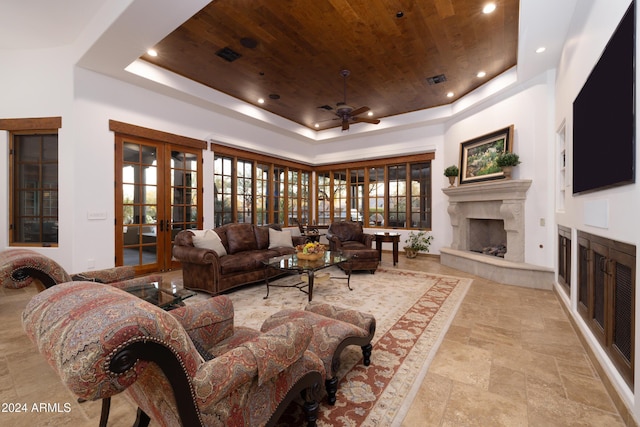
top-left (315, 154), bottom-right (433, 229)
top-left (213, 146), bottom-right (311, 226)
top-left (211, 145), bottom-right (432, 230)
top-left (236, 159), bottom-right (253, 223)
top-left (214, 156), bottom-right (233, 227)
top-left (2, 117), bottom-right (61, 246)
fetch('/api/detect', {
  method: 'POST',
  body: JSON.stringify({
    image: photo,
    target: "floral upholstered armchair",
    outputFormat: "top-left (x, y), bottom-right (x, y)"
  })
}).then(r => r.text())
top-left (0, 248), bottom-right (160, 291)
top-left (23, 282), bottom-right (325, 427)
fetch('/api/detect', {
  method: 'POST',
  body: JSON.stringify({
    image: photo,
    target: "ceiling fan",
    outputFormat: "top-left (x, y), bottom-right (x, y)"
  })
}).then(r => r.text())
top-left (322, 69), bottom-right (381, 131)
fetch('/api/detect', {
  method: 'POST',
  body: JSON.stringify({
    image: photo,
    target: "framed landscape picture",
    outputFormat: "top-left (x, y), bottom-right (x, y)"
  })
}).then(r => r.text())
top-left (459, 125), bottom-right (514, 184)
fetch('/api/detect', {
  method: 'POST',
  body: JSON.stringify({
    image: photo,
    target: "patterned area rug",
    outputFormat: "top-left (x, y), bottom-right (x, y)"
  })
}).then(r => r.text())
top-left (187, 267), bottom-right (472, 426)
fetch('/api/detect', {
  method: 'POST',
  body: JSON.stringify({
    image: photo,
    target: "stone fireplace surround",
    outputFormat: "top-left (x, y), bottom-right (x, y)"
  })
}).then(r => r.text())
top-left (440, 179), bottom-right (553, 290)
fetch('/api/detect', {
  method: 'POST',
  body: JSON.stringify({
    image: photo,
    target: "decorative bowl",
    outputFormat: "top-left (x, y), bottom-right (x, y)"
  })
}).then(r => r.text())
top-left (296, 251), bottom-right (324, 261)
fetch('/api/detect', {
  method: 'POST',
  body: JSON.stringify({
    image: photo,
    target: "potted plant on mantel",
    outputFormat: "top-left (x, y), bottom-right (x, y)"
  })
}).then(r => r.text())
top-left (404, 231), bottom-right (433, 259)
top-left (444, 165), bottom-right (459, 187)
top-left (496, 152), bottom-right (521, 179)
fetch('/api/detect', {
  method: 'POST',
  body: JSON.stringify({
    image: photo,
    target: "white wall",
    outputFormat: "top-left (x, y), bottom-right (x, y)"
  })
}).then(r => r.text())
top-left (1, 46), bottom-right (559, 273)
top-left (441, 71), bottom-right (557, 268)
top-left (554, 0), bottom-right (640, 414)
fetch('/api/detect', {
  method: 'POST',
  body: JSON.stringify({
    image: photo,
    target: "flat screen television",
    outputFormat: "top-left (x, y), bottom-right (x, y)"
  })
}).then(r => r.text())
top-left (573, 1), bottom-right (635, 195)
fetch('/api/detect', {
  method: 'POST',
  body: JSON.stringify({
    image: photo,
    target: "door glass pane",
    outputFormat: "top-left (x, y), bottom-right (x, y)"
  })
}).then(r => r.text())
top-left (170, 150), bottom-right (198, 234)
top-left (333, 171), bottom-right (347, 222)
top-left (317, 172), bottom-right (331, 226)
top-left (368, 167), bottom-right (385, 226)
top-left (122, 142), bottom-right (158, 267)
top-left (214, 156), bottom-right (233, 227)
top-left (256, 163), bottom-right (269, 225)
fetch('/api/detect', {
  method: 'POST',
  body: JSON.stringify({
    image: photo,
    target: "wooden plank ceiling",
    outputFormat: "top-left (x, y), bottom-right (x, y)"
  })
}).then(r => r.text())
top-left (144, 0), bottom-right (519, 131)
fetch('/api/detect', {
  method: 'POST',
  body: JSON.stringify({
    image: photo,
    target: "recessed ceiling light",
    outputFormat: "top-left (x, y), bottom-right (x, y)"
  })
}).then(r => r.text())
top-left (147, 49), bottom-right (158, 57)
top-left (483, 3), bottom-right (496, 14)
top-left (477, 71), bottom-right (487, 78)
top-left (314, 123), bottom-right (320, 128)
top-left (447, 92), bottom-right (454, 98)
top-left (368, 111), bottom-right (373, 116)
top-left (536, 47), bottom-right (546, 53)
top-left (257, 98), bottom-right (265, 104)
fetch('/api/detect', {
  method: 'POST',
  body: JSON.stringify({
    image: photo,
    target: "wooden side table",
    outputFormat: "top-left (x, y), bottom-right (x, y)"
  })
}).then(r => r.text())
top-left (374, 232), bottom-right (400, 266)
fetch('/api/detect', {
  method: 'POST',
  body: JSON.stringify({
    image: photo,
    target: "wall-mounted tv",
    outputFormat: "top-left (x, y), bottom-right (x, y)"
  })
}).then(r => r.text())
top-left (573, 1), bottom-right (635, 195)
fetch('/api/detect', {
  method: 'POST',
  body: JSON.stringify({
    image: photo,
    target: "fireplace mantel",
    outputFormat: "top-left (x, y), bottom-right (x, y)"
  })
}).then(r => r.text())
top-left (442, 179), bottom-right (532, 202)
top-left (440, 178), bottom-right (552, 289)
top-left (442, 179), bottom-right (532, 262)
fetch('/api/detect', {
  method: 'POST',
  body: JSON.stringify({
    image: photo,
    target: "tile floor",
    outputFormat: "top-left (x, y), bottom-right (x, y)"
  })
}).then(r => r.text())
top-left (0, 254), bottom-right (632, 426)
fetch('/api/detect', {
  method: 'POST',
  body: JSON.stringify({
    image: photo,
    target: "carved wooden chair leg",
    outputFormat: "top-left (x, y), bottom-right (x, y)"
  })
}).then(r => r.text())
top-left (132, 408), bottom-right (151, 427)
top-left (325, 376), bottom-right (339, 405)
top-left (362, 343), bottom-right (373, 366)
top-left (302, 387), bottom-right (320, 427)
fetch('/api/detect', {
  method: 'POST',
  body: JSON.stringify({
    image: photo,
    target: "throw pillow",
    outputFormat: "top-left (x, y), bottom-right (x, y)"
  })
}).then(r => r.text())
top-left (192, 230), bottom-right (227, 256)
top-left (268, 228), bottom-right (294, 249)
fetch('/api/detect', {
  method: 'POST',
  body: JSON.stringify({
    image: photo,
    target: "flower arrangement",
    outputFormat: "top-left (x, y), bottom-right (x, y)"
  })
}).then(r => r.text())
top-left (296, 242), bottom-right (325, 254)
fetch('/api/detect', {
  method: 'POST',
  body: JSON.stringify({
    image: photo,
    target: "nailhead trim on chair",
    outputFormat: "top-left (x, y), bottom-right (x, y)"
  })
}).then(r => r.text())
top-left (104, 335), bottom-right (203, 425)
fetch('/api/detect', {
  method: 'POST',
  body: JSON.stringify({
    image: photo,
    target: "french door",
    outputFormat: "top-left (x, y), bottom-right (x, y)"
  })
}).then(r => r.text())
top-left (115, 135), bottom-right (202, 274)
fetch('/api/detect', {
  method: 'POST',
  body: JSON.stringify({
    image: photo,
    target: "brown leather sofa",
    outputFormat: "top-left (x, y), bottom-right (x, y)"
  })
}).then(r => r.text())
top-left (172, 223), bottom-right (306, 295)
top-left (326, 221), bottom-right (379, 274)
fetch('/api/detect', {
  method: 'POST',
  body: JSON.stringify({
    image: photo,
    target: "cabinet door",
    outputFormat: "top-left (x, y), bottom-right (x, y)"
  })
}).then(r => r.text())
top-left (557, 226), bottom-right (571, 293)
top-left (590, 240), bottom-right (608, 344)
top-left (608, 247), bottom-right (635, 383)
top-left (577, 236), bottom-right (590, 318)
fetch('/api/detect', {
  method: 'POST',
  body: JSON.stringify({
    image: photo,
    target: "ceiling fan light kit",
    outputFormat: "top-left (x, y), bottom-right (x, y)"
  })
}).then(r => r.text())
top-left (324, 69), bottom-right (381, 131)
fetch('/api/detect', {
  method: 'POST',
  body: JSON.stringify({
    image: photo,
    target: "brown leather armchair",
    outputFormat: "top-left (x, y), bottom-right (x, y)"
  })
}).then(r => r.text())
top-left (326, 221), bottom-right (378, 274)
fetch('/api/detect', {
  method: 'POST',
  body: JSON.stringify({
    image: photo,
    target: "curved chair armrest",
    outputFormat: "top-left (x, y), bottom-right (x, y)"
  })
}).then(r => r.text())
top-left (1, 248), bottom-right (71, 289)
top-left (325, 234), bottom-right (343, 251)
top-left (362, 233), bottom-right (375, 247)
top-left (170, 295), bottom-right (235, 348)
top-left (172, 245), bottom-right (220, 265)
top-left (23, 282), bottom-right (201, 401)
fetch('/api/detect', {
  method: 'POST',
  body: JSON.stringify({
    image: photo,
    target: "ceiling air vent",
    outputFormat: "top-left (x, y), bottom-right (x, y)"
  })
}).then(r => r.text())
top-left (318, 105), bottom-right (334, 111)
top-left (216, 47), bottom-right (241, 62)
top-left (426, 74), bottom-right (447, 85)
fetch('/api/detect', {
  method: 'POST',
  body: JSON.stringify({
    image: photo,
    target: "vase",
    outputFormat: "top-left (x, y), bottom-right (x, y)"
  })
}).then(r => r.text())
top-left (447, 176), bottom-right (456, 187)
top-left (502, 165), bottom-right (513, 179)
top-left (404, 247), bottom-right (418, 258)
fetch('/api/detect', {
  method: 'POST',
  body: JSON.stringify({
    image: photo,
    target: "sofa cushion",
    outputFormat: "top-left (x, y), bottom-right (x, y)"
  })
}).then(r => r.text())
top-left (219, 251), bottom-right (268, 274)
top-left (192, 230), bottom-right (227, 256)
top-left (268, 228), bottom-right (293, 249)
top-left (255, 224), bottom-right (283, 249)
top-left (226, 224), bottom-right (258, 254)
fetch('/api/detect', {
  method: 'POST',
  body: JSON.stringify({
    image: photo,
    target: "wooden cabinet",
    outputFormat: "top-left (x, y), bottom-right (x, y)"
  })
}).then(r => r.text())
top-left (557, 225), bottom-right (571, 295)
top-left (577, 231), bottom-right (635, 389)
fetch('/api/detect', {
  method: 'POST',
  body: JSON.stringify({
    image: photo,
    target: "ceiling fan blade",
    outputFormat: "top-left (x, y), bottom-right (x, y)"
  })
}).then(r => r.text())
top-left (342, 119), bottom-right (350, 131)
top-left (353, 117), bottom-right (381, 125)
top-left (349, 106), bottom-right (370, 116)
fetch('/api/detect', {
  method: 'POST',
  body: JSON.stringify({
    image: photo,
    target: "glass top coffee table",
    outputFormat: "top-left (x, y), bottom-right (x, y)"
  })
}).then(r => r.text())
top-left (262, 251), bottom-right (351, 301)
top-left (125, 281), bottom-right (197, 310)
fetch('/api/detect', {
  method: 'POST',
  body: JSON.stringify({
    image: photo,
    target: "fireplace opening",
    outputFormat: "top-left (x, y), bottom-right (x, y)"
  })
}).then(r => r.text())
top-left (468, 219), bottom-right (507, 257)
